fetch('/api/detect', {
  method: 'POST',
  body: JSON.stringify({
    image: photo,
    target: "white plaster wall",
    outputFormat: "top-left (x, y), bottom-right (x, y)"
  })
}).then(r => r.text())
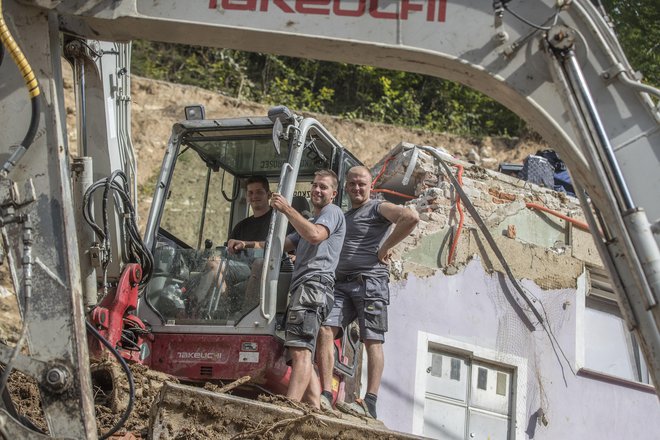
top-left (376, 259), bottom-right (660, 439)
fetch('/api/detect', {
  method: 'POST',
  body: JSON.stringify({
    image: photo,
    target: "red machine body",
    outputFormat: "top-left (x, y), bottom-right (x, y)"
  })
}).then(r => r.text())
top-left (145, 332), bottom-right (351, 402)
top-left (146, 333), bottom-right (289, 392)
top-left (89, 263), bottom-right (150, 363)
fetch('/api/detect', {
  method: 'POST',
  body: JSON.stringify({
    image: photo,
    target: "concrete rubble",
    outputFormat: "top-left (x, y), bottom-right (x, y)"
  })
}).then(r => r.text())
top-left (371, 142), bottom-right (602, 289)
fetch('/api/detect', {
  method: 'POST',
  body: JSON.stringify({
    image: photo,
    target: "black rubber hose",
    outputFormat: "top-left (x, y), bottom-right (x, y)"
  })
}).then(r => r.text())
top-left (85, 321), bottom-right (135, 440)
top-left (419, 146), bottom-right (544, 329)
top-left (20, 94), bottom-right (40, 150)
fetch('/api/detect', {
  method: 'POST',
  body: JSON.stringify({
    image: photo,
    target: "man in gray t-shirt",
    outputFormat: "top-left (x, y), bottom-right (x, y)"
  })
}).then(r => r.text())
top-left (270, 170), bottom-right (345, 409)
top-left (317, 166), bottom-right (419, 419)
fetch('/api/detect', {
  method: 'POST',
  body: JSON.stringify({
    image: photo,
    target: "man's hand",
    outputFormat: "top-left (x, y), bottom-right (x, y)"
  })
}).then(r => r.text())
top-left (377, 246), bottom-right (393, 264)
top-left (377, 204), bottom-right (419, 262)
top-left (227, 239), bottom-right (246, 254)
top-left (270, 193), bottom-right (290, 213)
top-left (228, 239), bottom-right (263, 253)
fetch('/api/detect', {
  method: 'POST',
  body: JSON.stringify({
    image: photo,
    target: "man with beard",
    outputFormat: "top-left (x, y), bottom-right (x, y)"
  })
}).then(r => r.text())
top-left (188, 176), bottom-right (273, 317)
top-left (234, 169), bottom-right (345, 408)
top-left (317, 166), bottom-right (419, 418)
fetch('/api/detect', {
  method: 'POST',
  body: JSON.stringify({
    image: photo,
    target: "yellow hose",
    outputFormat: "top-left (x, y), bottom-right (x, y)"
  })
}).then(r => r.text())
top-left (0, 0), bottom-right (40, 98)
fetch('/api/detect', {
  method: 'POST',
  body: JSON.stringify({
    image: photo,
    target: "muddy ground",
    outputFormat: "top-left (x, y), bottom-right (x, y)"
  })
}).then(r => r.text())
top-left (5, 361), bottom-right (169, 438)
top-left (0, 69), bottom-right (545, 438)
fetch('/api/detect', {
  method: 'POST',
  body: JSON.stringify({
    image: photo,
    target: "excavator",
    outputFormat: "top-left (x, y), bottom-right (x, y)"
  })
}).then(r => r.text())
top-left (0, 0), bottom-right (658, 438)
top-left (138, 107), bottom-right (363, 389)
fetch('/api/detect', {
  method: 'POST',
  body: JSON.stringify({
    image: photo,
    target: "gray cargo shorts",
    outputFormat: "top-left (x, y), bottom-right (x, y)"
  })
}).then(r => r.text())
top-left (284, 276), bottom-right (334, 357)
top-left (324, 274), bottom-right (389, 342)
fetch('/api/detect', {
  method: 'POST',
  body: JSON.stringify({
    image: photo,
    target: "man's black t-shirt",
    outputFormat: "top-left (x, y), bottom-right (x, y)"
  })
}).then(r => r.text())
top-left (229, 209), bottom-right (273, 241)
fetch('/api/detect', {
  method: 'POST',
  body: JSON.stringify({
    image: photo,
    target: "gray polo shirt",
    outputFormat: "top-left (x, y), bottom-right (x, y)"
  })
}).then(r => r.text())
top-left (335, 199), bottom-right (392, 279)
top-left (287, 203), bottom-right (345, 290)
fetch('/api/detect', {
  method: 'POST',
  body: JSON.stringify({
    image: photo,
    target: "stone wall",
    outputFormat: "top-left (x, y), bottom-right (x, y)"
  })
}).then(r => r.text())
top-left (373, 142), bottom-right (602, 289)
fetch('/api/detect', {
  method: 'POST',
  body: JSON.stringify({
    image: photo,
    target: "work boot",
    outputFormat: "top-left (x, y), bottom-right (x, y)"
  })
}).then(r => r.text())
top-left (336, 398), bottom-right (375, 419)
top-left (320, 393), bottom-right (341, 416)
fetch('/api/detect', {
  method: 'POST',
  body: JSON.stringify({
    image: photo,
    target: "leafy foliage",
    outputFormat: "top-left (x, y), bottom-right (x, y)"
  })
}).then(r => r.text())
top-left (133, 41), bottom-right (523, 137)
top-left (601, 0), bottom-right (659, 86)
top-left (132, 41), bottom-right (255, 98)
top-left (130, 2), bottom-right (655, 136)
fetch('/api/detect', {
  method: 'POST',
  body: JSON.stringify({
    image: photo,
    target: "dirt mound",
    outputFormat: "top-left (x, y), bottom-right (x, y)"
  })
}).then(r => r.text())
top-left (3, 354), bottom-right (176, 437)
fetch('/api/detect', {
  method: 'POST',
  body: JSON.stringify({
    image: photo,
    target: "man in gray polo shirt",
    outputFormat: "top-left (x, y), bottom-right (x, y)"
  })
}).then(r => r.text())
top-left (317, 166), bottom-right (419, 418)
top-left (270, 169), bottom-right (345, 408)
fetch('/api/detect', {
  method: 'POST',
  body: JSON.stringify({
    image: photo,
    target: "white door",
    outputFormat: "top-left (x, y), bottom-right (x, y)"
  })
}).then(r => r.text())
top-left (423, 350), bottom-right (512, 440)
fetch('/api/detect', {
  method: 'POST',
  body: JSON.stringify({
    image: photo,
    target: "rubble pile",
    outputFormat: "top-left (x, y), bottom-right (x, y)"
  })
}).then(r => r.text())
top-left (373, 142), bottom-right (595, 282)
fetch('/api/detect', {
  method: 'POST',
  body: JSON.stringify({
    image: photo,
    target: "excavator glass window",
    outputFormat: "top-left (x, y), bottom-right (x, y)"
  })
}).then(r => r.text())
top-left (144, 119), bottom-right (342, 326)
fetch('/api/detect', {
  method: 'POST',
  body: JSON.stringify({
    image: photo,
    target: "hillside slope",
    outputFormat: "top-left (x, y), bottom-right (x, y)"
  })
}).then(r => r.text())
top-left (62, 70), bottom-right (544, 228)
top-left (63, 69), bottom-right (543, 193)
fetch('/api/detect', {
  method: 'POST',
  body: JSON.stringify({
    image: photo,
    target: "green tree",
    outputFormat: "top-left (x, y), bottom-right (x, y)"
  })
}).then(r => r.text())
top-left (131, 41), bottom-right (529, 136)
top-left (601, 0), bottom-right (659, 86)
top-left (131, 0), bottom-right (656, 135)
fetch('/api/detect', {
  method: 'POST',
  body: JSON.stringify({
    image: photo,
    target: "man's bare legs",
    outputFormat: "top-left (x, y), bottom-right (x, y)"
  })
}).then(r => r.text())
top-left (365, 340), bottom-right (384, 395)
top-left (317, 326), bottom-right (339, 395)
top-left (320, 331), bottom-right (384, 397)
top-left (185, 258), bottom-right (226, 318)
top-left (326, 338), bottom-right (383, 418)
top-left (242, 258), bottom-right (263, 310)
top-left (287, 347), bottom-right (321, 408)
top-left (302, 367), bottom-right (321, 408)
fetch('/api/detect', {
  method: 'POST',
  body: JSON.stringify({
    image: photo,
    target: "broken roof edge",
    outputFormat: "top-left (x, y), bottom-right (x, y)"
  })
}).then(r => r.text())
top-left (373, 141), bottom-right (605, 290)
top-left (371, 141), bottom-right (582, 212)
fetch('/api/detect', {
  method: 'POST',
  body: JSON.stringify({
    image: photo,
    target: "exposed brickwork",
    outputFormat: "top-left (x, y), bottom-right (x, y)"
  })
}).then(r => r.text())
top-left (371, 143), bottom-right (599, 284)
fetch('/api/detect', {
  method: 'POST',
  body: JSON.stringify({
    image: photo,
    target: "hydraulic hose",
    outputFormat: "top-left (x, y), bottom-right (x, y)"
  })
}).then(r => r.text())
top-left (0, 217), bottom-right (32, 401)
top-left (418, 146), bottom-right (543, 329)
top-left (86, 321), bottom-right (135, 440)
top-left (0, 0), bottom-right (41, 176)
top-left (525, 202), bottom-right (591, 232)
top-left (447, 164), bottom-right (465, 265)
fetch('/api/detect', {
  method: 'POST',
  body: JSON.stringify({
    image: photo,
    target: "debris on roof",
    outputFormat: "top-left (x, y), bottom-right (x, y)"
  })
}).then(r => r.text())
top-left (371, 142), bottom-right (602, 289)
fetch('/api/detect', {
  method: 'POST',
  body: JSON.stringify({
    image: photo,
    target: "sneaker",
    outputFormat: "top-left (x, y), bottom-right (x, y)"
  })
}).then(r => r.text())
top-left (320, 394), bottom-right (341, 416)
top-left (320, 394), bottom-right (333, 411)
top-left (336, 398), bottom-right (375, 419)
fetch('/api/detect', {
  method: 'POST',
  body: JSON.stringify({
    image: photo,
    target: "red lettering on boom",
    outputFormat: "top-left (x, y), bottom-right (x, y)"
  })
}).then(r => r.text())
top-left (438, 0), bottom-right (447, 22)
top-left (427, 0), bottom-right (447, 22)
top-left (333, 0), bottom-right (366, 17)
top-left (296, 0), bottom-right (331, 15)
top-left (369, 0), bottom-right (396, 20)
top-left (400, 0), bottom-right (423, 20)
top-left (270, 0), bottom-right (295, 13)
top-left (210, 0), bottom-right (447, 22)
top-left (220, 0), bottom-right (257, 10)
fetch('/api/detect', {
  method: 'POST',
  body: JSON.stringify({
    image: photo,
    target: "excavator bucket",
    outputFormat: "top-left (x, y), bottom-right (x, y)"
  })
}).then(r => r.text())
top-left (149, 382), bottom-right (427, 439)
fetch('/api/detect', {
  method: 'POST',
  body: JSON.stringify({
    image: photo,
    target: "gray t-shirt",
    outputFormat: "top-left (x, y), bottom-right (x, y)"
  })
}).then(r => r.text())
top-left (287, 203), bottom-right (346, 289)
top-left (335, 199), bottom-right (392, 278)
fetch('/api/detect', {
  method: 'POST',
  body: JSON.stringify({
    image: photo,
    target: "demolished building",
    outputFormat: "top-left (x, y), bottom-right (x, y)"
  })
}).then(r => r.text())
top-left (369, 143), bottom-right (658, 439)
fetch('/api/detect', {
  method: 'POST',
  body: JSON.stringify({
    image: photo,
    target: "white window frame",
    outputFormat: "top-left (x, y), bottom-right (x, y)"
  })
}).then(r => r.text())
top-left (575, 269), bottom-right (655, 390)
top-left (412, 331), bottom-right (528, 439)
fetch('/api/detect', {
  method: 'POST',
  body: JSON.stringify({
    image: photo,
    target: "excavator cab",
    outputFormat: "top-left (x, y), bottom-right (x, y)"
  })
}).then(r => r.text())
top-left (137, 107), bottom-right (361, 396)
